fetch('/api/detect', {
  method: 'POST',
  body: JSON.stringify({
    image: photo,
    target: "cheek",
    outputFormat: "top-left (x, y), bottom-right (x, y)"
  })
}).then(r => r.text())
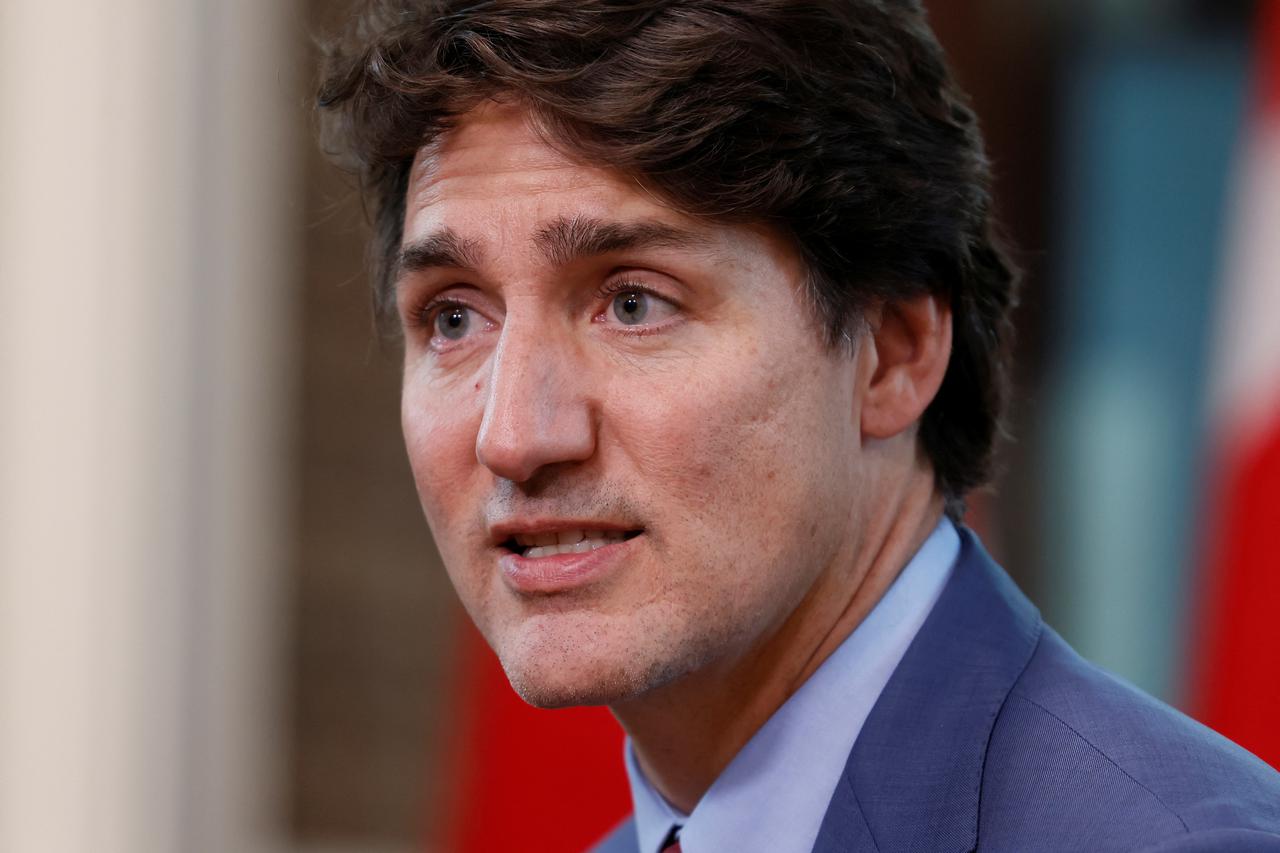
top-left (400, 372), bottom-right (484, 535)
top-left (599, 343), bottom-right (857, 658)
top-left (401, 376), bottom-right (504, 626)
top-left (611, 340), bottom-right (855, 543)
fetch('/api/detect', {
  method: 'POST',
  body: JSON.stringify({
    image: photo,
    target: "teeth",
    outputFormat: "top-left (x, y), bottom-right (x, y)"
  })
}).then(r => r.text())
top-left (557, 530), bottom-right (585, 546)
top-left (516, 529), bottom-right (629, 559)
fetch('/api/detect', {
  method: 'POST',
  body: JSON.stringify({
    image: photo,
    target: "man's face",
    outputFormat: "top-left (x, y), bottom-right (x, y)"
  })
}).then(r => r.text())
top-left (398, 101), bottom-right (867, 707)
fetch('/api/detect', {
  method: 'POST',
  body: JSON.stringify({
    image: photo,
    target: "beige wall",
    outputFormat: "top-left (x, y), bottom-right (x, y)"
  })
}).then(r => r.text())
top-left (1, 0), bottom-right (302, 850)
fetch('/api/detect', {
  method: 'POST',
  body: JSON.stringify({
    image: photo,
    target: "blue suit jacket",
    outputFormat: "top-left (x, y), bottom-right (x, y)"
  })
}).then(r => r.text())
top-left (592, 530), bottom-right (1280, 852)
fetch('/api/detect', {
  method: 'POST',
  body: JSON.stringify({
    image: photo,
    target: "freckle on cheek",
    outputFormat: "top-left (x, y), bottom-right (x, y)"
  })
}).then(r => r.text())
top-left (474, 381), bottom-right (482, 392)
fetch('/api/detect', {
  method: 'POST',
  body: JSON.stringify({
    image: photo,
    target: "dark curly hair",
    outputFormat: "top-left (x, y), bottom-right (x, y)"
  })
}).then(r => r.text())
top-left (316, 0), bottom-right (1019, 517)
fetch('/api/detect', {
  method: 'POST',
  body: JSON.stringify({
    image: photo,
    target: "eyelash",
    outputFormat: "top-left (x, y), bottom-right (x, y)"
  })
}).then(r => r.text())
top-left (593, 277), bottom-right (651, 302)
top-left (415, 296), bottom-right (470, 330)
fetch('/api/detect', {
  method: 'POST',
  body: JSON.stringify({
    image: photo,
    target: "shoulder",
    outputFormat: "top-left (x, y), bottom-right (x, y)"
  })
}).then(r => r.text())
top-left (979, 625), bottom-right (1280, 850)
top-left (585, 816), bottom-right (638, 853)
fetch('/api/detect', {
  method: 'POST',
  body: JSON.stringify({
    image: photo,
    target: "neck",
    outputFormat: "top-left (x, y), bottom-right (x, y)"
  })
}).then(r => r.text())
top-left (611, 467), bottom-right (945, 814)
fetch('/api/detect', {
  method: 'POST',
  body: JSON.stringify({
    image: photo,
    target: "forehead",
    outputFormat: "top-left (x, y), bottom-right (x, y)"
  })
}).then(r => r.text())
top-left (405, 101), bottom-right (671, 235)
top-left (398, 99), bottom-right (809, 299)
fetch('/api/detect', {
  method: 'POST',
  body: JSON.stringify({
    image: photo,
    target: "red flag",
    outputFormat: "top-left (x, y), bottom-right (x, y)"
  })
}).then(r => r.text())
top-left (434, 621), bottom-right (631, 852)
top-left (1188, 3), bottom-right (1280, 769)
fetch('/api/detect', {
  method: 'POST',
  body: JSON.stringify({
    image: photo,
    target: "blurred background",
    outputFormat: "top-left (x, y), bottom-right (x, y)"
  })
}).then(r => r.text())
top-left (2, 1), bottom-right (1276, 851)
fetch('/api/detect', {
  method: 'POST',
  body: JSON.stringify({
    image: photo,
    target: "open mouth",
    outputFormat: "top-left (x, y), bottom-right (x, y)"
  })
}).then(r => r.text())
top-left (501, 529), bottom-right (643, 559)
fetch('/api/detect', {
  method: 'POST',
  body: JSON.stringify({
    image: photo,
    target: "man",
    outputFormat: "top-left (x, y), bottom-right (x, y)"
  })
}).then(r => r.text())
top-left (317, 1), bottom-right (1280, 850)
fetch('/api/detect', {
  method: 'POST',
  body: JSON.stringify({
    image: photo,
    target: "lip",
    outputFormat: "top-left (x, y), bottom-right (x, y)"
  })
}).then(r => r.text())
top-left (498, 534), bottom-right (640, 595)
top-left (488, 518), bottom-right (639, 545)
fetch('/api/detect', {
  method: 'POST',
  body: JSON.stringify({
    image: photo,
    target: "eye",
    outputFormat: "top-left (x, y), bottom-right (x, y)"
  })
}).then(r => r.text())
top-left (612, 291), bottom-right (650, 325)
top-left (434, 305), bottom-right (472, 341)
top-left (599, 285), bottom-right (679, 329)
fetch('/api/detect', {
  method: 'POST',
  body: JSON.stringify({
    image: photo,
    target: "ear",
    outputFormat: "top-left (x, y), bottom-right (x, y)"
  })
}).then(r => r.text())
top-left (859, 293), bottom-right (952, 440)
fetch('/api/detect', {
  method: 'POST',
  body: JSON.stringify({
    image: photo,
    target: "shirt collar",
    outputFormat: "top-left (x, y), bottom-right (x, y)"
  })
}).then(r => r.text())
top-left (623, 518), bottom-right (960, 853)
top-left (625, 743), bottom-right (689, 853)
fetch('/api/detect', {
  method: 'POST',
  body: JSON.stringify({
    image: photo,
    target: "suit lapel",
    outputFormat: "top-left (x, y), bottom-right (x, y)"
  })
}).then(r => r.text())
top-left (812, 529), bottom-right (1043, 853)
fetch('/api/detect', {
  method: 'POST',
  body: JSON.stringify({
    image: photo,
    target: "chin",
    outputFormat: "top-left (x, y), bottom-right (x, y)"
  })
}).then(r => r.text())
top-left (505, 668), bottom-right (632, 710)
top-left (500, 651), bottom-right (643, 709)
top-left (493, 614), bottom-right (694, 710)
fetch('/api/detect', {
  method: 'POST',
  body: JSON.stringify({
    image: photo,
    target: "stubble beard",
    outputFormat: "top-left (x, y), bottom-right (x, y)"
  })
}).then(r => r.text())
top-left (497, 597), bottom-right (744, 710)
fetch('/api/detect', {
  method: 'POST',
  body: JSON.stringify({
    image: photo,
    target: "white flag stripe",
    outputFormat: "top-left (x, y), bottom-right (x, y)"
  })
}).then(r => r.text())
top-left (1209, 119), bottom-right (1280, 440)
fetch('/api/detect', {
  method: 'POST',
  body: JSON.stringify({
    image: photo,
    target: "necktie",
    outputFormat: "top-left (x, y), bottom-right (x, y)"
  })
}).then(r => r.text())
top-left (661, 825), bottom-right (683, 852)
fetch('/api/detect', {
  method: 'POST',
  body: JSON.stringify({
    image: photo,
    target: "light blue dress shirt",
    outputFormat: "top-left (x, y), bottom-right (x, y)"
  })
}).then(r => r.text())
top-left (622, 518), bottom-right (960, 853)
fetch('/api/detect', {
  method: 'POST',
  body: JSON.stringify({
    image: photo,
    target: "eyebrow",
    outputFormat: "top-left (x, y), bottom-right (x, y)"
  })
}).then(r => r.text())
top-left (394, 216), bottom-right (714, 285)
top-left (534, 216), bottom-right (714, 267)
top-left (395, 228), bottom-right (484, 277)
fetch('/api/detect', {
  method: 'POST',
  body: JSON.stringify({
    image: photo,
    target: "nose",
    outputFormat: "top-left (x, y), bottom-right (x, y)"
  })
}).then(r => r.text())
top-left (475, 319), bottom-right (596, 483)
